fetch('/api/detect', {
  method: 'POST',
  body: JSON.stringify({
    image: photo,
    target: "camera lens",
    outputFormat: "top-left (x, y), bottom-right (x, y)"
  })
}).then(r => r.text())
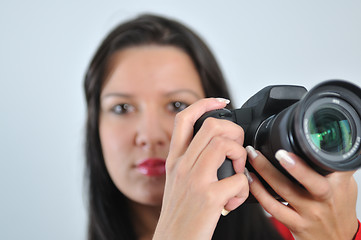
top-left (307, 105), bottom-right (353, 154)
top-left (301, 95), bottom-right (361, 170)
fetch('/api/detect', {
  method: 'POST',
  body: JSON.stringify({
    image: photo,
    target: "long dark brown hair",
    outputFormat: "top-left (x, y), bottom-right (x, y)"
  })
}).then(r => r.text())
top-left (84, 13), bottom-right (282, 240)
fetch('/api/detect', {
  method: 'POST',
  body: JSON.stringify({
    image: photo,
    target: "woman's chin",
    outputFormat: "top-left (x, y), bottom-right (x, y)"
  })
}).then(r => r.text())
top-left (132, 192), bottom-right (164, 207)
top-left (126, 181), bottom-right (165, 206)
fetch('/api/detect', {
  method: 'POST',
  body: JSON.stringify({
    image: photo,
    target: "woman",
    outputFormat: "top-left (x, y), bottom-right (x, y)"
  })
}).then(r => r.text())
top-left (84, 14), bottom-right (359, 240)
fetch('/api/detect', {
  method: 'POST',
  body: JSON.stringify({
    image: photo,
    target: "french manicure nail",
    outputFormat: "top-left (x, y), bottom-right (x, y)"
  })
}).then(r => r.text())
top-left (221, 208), bottom-right (230, 216)
top-left (216, 98), bottom-right (230, 104)
top-left (244, 167), bottom-right (253, 184)
top-left (246, 146), bottom-right (258, 159)
top-left (275, 149), bottom-right (295, 166)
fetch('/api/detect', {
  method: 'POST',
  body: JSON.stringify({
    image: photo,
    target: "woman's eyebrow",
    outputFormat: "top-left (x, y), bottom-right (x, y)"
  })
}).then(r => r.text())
top-left (101, 89), bottom-right (202, 100)
top-left (101, 93), bottom-right (132, 100)
top-left (166, 89), bottom-right (203, 99)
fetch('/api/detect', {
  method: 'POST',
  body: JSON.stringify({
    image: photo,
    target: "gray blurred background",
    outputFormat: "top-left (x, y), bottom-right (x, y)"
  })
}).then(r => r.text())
top-left (1, 0), bottom-right (360, 239)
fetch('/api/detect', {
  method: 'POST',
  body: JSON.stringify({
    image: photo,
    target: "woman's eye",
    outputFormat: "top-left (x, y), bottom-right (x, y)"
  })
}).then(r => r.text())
top-left (112, 104), bottom-right (134, 115)
top-left (168, 101), bottom-right (189, 113)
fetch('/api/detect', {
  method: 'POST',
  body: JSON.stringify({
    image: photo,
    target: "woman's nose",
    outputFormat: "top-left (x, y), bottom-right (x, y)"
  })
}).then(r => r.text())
top-left (135, 111), bottom-right (169, 150)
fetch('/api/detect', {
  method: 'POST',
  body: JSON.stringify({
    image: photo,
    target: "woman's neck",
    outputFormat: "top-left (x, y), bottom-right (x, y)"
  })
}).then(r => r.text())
top-left (128, 200), bottom-right (162, 240)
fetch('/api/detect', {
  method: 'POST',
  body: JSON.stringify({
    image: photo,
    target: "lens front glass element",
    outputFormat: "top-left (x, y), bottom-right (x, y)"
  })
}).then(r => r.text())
top-left (308, 106), bottom-right (352, 154)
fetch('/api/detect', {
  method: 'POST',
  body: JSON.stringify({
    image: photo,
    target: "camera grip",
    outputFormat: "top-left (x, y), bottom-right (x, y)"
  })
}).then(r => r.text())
top-left (217, 158), bottom-right (236, 180)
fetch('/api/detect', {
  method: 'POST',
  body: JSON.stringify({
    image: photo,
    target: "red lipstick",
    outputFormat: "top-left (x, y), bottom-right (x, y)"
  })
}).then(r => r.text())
top-left (136, 158), bottom-right (166, 176)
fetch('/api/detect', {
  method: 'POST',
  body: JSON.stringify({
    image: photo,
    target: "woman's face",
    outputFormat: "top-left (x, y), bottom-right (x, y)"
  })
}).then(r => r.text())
top-left (99, 45), bottom-right (205, 206)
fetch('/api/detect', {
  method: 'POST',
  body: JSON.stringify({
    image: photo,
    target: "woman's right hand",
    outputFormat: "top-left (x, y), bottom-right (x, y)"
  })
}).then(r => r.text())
top-left (153, 98), bottom-right (250, 240)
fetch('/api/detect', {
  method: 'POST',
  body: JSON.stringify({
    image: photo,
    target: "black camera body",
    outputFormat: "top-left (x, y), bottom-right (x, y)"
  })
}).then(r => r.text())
top-left (194, 80), bottom-right (361, 202)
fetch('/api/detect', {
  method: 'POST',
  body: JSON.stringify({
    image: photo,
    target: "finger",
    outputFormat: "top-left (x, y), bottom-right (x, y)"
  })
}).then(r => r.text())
top-left (275, 150), bottom-right (332, 201)
top-left (178, 117), bottom-right (244, 174)
top-left (194, 116), bottom-right (245, 146)
top-left (212, 173), bottom-right (249, 208)
top-left (223, 170), bottom-right (254, 213)
top-left (223, 195), bottom-right (248, 213)
top-left (232, 147), bottom-right (248, 174)
top-left (246, 146), bottom-right (306, 205)
top-left (191, 137), bottom-right (246, 178)
top-left (167, 98), bottom-right (229, 165)
top-left (248, 172), bottom-right (301, 227)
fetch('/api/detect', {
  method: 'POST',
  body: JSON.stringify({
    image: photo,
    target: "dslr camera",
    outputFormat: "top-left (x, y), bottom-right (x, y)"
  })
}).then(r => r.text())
top-left (194, 80), bottom-right (361, 202)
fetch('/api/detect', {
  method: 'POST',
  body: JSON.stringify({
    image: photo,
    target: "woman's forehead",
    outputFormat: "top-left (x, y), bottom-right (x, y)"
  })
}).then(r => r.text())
top-left (101, 45), bottom-right (204, 97)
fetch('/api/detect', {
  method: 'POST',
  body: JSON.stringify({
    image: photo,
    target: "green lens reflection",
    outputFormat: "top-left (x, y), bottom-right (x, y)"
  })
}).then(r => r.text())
top-left (308, 107), bottom-right (352, 154)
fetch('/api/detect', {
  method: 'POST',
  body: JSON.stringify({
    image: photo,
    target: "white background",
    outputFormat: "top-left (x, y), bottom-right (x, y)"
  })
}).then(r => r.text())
top-left (1, 0), bottom-right (361, 239)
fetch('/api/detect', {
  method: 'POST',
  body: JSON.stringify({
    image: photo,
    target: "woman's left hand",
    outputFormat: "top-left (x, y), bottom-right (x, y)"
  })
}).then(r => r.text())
top-left (246, 146), bottom-right (359, 240)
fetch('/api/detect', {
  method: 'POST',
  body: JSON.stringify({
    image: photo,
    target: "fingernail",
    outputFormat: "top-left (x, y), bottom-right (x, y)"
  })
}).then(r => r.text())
top-left (246, 146), bottom-right (258, 159)
top-left (275, 149), bottom-right (295, 166)
top-left (244, 167), bottom-right (253, 184)
top-left (221, 208), bottom-right (230, 216)
top-left (216, 98), bottom-right (230, 104)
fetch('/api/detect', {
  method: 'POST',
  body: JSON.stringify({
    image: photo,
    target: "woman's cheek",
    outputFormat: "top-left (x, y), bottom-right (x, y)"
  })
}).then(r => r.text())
top-left (100, 118), bottom-right (133, 176)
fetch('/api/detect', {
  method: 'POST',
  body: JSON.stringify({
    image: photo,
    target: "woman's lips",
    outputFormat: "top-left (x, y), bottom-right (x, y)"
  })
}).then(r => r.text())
top-left (136, 158), bottom-right (166, 176)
